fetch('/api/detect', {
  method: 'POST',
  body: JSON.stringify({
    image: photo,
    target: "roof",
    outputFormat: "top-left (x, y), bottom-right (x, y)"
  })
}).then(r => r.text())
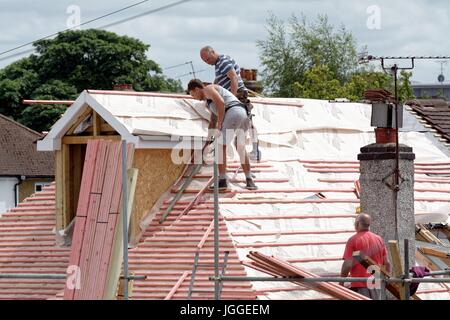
top-left (37, 90), bottom-right (304, 151)
top-left (2, 93), bottom-right (450, 300)
top-left (406, 99), bottom-right (450, 143)
top-left (412, 83), bottom-right (450, 89)
top-left (0, 183), bottom-right (70, 299)
top-left (0, 114), bottom-right (54, 177)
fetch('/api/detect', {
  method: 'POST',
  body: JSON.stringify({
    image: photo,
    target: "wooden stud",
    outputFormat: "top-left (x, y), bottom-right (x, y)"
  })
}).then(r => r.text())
top-left (62, 143), bottom-right (71, 229)
top-left (55, 150), bottom-right (64, 231)
top-left (419, 247), bottom-right (449, 258)
top-left (67, 108), bottom-right (93, 135)
top-left (388, 240), bottom-right (405, 300)
top-left (353, 251), bottom-right (401, 300)
top-left (62, 135), bottom-right (121, 145)
top-left (92, 111), bottom-right (101, 136)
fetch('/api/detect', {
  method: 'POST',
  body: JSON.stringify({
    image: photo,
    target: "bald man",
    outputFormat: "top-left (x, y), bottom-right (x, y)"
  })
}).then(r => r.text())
top-left (340, 213), bottom-right (389, 299)
top-left (200, 45), bottom-right (261, 160)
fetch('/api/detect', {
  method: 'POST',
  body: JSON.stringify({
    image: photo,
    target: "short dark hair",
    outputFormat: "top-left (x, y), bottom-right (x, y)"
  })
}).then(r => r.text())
top-left (187, 79), bottom-right (204, 92)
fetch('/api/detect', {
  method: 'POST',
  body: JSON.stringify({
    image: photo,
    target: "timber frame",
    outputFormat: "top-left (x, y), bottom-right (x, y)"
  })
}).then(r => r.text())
top-left (55, 108), bottom-right (120, 230)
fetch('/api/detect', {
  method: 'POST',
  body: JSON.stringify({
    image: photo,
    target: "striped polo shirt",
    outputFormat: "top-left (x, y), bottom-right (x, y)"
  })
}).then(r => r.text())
top-left (214, 54), bottom-right (245, 91)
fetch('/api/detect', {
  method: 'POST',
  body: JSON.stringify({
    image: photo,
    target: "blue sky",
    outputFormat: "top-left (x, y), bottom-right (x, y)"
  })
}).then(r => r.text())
top-left (0, 0), bottom-right (449, 88)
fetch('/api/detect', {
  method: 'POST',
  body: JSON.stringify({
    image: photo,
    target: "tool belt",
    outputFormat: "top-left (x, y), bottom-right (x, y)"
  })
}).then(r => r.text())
top-left (236, 87), bottom-right (253, 116)
top-left (225, 101), bottom-right (249, 115)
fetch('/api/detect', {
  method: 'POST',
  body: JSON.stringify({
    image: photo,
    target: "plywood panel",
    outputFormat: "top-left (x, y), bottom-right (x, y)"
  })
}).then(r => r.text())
top-left (130, 149), bottom-right (185, 241)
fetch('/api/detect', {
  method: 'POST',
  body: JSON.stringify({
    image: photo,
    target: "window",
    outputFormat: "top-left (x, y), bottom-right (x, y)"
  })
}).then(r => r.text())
top-left (35, 182), bottom-right (51, 193)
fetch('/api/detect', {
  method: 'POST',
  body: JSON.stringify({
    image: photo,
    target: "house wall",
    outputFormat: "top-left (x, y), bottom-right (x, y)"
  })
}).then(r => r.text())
top-left (413, 86), bottom-right (450, 100)
top-left (0, 177), bottom-right (18, 215)
top-left (130, 149), bottom-right (185, 241)
top-left (19, 178), bottom-right (54, 203)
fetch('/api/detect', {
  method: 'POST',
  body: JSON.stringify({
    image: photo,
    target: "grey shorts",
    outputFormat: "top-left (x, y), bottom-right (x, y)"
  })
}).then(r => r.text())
top-left (219, 107), bottom-right (249, 146)
top-left (351, 287), bottom-right (380, 300)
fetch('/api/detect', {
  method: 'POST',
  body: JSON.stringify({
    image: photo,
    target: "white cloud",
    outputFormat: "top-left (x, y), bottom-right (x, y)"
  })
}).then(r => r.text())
top-left (0, 0), bottom-right (449, 88)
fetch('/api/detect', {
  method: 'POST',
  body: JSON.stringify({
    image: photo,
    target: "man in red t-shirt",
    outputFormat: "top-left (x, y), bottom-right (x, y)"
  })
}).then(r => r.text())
top-left (340, 213), bottom-right (390, 299)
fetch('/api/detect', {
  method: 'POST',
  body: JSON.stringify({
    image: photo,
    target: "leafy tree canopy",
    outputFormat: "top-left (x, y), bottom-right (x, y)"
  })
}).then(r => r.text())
top-left (0, 29), bottom-right (182, 131)
top-left (257, 13), bottom-right (414, 102)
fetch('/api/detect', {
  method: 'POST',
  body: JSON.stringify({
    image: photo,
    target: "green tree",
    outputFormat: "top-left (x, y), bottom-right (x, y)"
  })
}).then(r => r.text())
top-left (0, 29), bottom-right (182, 131)
top-left (398, 71), bottom-right (415, 102)
top-left (257, 13), bottom-right (358, 97)
top-left (257, 13), bottom-right (414, 102)
top-left (292, 64), bottom-right (342, 100)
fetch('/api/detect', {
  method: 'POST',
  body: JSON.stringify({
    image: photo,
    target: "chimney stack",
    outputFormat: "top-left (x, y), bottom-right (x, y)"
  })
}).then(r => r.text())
top-left (113, 84), bottom-right (134, 91)
top-left (358, 90), bottom-right (416, 268)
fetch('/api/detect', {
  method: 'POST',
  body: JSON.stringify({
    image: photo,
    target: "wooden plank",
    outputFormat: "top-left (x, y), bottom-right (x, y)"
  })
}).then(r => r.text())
top-left (388, 241), bottom-right (405, 300)
top-left (66, 108), bottom-right (92, 135)
top-left (125, 168), bottom-right (139, 241)
top-left (93, 111), bottom-right (101, 136)
top-left (77, 142), bottom-right (110, 299)
top-left (84, 222), bottom-right (108, 299)
top-left (419, 247), bottom-right (450, 258)
top-left (97, 142), bottom-right (121, 223)
top-left (90, 141), bottom-right (109, 194)
top-left (74, 193), bottom-right (102, 300)
top-left (55, 150), bottom-right (64, 230)
top-left (102, 144), bottom-right (136, 299)
top-left (62, 135), bottom-right (121, 144)
top-left (353, 251), bottom-right (401, 300)
top-left (75, 141), bottom-right (99, 217)
top-left (102, 169), bottom-right (137, 299)
top-left (97, 214), bottom-right (119, 299)
top-left (86, 123), bottom-right (116, 133)
top-left (88, 142), bottom-right (121, 298)
top-left (62, 144), bottom-right (71, 228)
top-left (63, 216), bottom-right (87, 300)
top-left (416, 224), bottom-right (449, 247)
top-left (71, 145), bottom-right (83, 223)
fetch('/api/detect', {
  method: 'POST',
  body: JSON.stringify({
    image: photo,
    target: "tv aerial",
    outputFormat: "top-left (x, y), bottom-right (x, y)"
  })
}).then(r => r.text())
top-left (436, 60), bottom-right (447, 83)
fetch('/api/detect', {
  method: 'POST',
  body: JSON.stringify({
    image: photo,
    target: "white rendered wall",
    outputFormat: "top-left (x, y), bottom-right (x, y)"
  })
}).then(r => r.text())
top-left (0, 177), bottom-right (18, 215)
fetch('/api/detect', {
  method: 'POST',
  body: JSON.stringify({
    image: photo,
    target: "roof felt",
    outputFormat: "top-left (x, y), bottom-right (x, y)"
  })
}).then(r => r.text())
top-left (0, 114), bottom-right (54, 177)
top-left (1, 93), bottom-right (450, 300)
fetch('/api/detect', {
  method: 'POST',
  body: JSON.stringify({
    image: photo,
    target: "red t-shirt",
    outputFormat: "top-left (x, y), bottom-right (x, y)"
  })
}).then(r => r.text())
top-left (342, 231), bottom-right (387, 288)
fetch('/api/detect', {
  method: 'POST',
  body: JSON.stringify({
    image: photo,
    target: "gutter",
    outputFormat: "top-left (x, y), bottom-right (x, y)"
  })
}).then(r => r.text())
top-left (13, 176), bottom-right (23, 207)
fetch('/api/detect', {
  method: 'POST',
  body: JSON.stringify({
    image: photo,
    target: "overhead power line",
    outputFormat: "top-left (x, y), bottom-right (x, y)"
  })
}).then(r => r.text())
top-left (0, 0), bottom-right (193, 63)
top-left (99, 0), bottom-right (192, 29)
top-left (0, 0), bottom-right (150, 58)
top-left (163, 61), bottom-right (192, 70)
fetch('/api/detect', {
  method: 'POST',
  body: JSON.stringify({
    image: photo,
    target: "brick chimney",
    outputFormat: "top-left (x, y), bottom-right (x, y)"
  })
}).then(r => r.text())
top-left (240, 68), bottom-right (263, 94)
top-left (113, 84), bottom-right (134, 91)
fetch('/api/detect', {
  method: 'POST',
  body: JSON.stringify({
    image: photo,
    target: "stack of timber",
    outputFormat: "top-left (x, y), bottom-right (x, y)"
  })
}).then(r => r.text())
top-left (64, 140), bottom-right (134, 300)
top-left (245, 251), bottom-right (370, 300)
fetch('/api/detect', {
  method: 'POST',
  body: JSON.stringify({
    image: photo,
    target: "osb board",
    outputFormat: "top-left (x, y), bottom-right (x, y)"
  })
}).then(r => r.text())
top-left (130, 149), bottom-right (185, 240)
top-left (19, 178), bottom-right (54, 202)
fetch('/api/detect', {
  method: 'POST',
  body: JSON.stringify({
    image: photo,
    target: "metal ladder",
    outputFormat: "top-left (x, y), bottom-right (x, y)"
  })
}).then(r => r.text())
top-left (187, 251), bottom-right (229, 299)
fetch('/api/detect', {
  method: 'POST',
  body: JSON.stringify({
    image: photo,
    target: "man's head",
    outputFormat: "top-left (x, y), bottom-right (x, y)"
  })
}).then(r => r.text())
top-left (200, 46), bottom-right (219, 65)
top-left (354, 213), bottom-right (371, 232)
top-left (187, 79), bottom-right (205, 100)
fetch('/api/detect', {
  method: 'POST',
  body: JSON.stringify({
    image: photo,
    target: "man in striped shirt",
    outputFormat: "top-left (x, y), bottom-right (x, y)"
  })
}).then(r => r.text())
top-left (200, 45), bottom-right (261, 160)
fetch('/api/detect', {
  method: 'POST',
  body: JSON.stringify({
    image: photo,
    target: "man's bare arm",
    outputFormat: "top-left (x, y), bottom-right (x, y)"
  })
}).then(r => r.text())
top-left (204, 85), bottom-right (225, 130)
top-left (208, 113), bottom-right (217, 129)
top-left (226, 68), bottom-right (239, 96)
top-left (339, 259), bottom-right (352, 286)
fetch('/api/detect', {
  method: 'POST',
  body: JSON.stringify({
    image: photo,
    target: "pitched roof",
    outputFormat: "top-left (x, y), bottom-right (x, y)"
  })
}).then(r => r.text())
top-left (406, 99), bottom-right (450, 143)
top-left (0, 114), bottom-right (54, 177)
top-left (1, 93), bottom-right (450, 300)
top-left (0, 183), bottom-right (70, 300)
